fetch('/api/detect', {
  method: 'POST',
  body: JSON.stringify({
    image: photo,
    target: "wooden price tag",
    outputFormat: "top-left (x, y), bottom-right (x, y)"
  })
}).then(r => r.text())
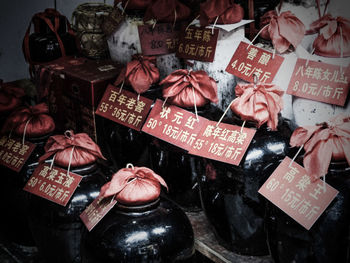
top-left (138, 23), bottom-right (180, 56)
top-left (0, 136), bottom-right (36, 172)
top-left (96, 84), bottom-right (153, 131)
top-left (80, 195), bottom-right (118, 231)
top-left (259, 157), bottom-right (338, 230)
top-left (23, 164), bottom-right (83, 207)
top-left (188, 121), bottom-right (256, 166)
top-left (286, 58), bottom-right (350, 106)
top-left (176, 26), bottom-right (219, 62)
top-left (225, 41), bottom-right (284, 83)
top-left (141, 99), bottom-right (208, 150)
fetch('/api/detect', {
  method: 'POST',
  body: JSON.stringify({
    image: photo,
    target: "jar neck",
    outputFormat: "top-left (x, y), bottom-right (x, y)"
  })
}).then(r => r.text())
top-left (116, 198), bottom-right (160, 213)
top-left (55, 162), bottom-right (99, 176)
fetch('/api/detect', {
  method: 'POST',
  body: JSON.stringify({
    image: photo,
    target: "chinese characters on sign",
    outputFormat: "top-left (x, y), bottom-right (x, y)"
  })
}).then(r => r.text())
top-left (225, 41), bottom-right (284, 83)
top-left (0, 136), bottom-right (36, 172)
top-left (176, 26), bottom-right (219, 62)
top-left (141, 99), bottom-right (208, 150)
top-left (138, 23), bottom-right (180, 56)
top-left (80, 195), bottom-right (118, 231)
top-left (23, 164), bottom-right (83, 207)
top-left (96, 84), bottom-right (153, 131)
top-left (188, 121), bottom-right (256, 166)
top-left (258, 157), bottom-right (338, 230)
top-left (286, 59), bottom-right (350, 106)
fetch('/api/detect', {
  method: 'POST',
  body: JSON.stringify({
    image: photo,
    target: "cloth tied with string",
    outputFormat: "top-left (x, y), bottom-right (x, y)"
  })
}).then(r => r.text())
top-left (144, 0), bottom-right (191, 24)
top-left (116, 0), bottom-right (152, 10)
top-left (2, 103), bottom-right (55, 138)
top-left (39, 130), bottom-right (106, 168)
top-left (306, 14), bottom-right (350, 57)
top-left (0, 81), bottom-right (25, 114)
top-left (260, 10), bottom-right (305, 54)
top-left (99, 166), bottom-right (168, 205)
top-left (161, 69), bottom-right (218, 108)
top-left (115, 55), bottom-right (160, 94)
top-left (290, 114), bottom-right (350, 181)
top-left (230, 82), bottom-right (284, 131)
top-left (199, 0), bottom-right (244, 26)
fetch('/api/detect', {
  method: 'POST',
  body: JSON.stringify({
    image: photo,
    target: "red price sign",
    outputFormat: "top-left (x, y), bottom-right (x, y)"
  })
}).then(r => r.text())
top-left (141, 99), bottom-right (208, 150)
top-left (188, 121), bottom-right (256, 166)
top-left (0, 136), bottom-right (36, 172)
top-left (176, 26), bottom-right (219, 62)
top-left (24, 164), bottom-right (83, 207)
top-left (225, 41), bottom-right (284, 83)
top-left (80, 195), bottom-right (118, 231)
top-left (259, 157), bottom-right (338, 230)
top-left (96, 84), bottom-right (153, 131)
top-left (138, 23), bottom-right (180, 56)
top-left (286, 58), bottom-right (350, 106)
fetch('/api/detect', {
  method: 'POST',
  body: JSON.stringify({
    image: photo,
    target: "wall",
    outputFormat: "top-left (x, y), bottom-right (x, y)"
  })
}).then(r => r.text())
top-left (0, 0), bottom-right (113, 82)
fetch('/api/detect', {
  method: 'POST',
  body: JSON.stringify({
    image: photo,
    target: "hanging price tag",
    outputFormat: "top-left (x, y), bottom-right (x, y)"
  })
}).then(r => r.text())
top-left (80, 195), bottom-right (118, 231)
top-left (23, 163), bottom-right (83, 207)
top-left (225, 41), bottom-right (284, 83)
top-left (0, 136), bottom-right (36, 172)
top-left (96, 84), bottom-right (153, 131)
top-left (286, 58), bottom-right (350, 106)
top-left (258, 157), bottom-right (338, 230)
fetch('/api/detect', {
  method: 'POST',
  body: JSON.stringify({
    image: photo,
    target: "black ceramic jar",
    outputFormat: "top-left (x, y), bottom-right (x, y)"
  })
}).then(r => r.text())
top-left (196, 116), bottom-right (293, 255)
top-left (27, 162), bottom-right (108, 263)
top-left (266, 159), bottom-right (350, 263)
top-left (81, 196), bottom-right (195, 263)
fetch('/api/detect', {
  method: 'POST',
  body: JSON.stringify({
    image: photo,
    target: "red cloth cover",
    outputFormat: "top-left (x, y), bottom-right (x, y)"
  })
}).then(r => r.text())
top-left (144, 0), bottom-right (191, 23)
top-left (230, 82), bottom-right (284, 131)
top-left (99, 166), bottom-right (168, 205)
top-left (290, 114), bottom-right (350, 181)
top-left (200, 0), bottom-right (244, 26)
top-left (117, 0), bottom-right (153, 10)
top-left (2, 103), bottom-right (55, 138)
top-left (39, 130), bottom-right (106, 168)
top-left (260, 10), bottom-right (306, 53)
top-left (160, 69), bottom-right (218, 108)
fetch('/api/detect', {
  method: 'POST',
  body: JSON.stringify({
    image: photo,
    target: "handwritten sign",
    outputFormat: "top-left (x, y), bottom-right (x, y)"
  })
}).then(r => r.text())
top-left (0, 136), bottom-right (36, 172)
top-left (142, 99), bottom-right (207, 150)
top-left (24, 164), bottom-right (83, 207)
top-left (96, 84), bottom-right (153, 131)
top-left (259, 157), bottom-right (338, 230)
top-left (176, 26), bottom-right (219, 62)
top-left (138, 23), bottom-right (180, 56)
top-left (286, 59), bottom-right (350, 106)
top-left (226, 41), bottom-right (284, 83)
top-left (80, 195), bottom-right (118, 231)
top-left (188, 121), bottom-right (256, 166)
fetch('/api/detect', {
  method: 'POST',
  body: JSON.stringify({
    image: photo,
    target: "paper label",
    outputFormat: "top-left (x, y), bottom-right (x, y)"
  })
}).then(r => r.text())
top-left (286, 58), bottom-right (349, 106)
top-left (141, 99), bottom-right (207, 150)
top-left (0, 136), bottom-right (36, 172)
top-left (188, 121), bottom-right (256, 166)
top-left (225, 41), bottom-right (284, 83)
top-left (138, 23), bottom-right (180, 56)
top-left (176, 26), bottom-right (219, 62)
top-left (258, 157), bottom-right (338, 230)
top-left (80, 195), bottom-right (118, 231)
top-left (23, 164), bottom-right (83, 207)
top-left (96, 84), bottom-right (153, 131)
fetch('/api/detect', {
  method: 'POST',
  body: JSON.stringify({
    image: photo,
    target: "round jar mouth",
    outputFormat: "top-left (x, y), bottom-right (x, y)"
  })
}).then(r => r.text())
top-left (117, 198), bottom-right (160, 212)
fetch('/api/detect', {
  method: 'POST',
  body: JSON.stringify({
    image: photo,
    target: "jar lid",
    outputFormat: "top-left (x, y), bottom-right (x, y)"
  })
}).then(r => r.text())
top-left (99, 164), bottom-right (168, 206)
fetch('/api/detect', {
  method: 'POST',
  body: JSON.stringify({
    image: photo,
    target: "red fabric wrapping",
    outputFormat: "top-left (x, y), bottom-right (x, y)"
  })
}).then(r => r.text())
top-left (230, 82), bottom-right (284, 131)
top-left (116, 55), bottom-right (160, 94)
top-left (144, 0), bottom-right (191, 23)
top-left (2, 103), bottom-right (55, 138)
top-left (290, 114), bottom-right (350, 181)
top-left (116, 0), bottom-right (153, 10)
top-left (200, 0), bottom-right (244, 26)
top-left (99, 166), bottom-right (168, 205)
top-left (160, 69), bottom-right (218, 108)
top-left (260, 10), bottom-right (306, 53)
top-left (0, 82), bottom-right (25, 114)
top-left (307, 15), bottom-right (350, 57)
top-left (39, 130), bottom-right (106, 168)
